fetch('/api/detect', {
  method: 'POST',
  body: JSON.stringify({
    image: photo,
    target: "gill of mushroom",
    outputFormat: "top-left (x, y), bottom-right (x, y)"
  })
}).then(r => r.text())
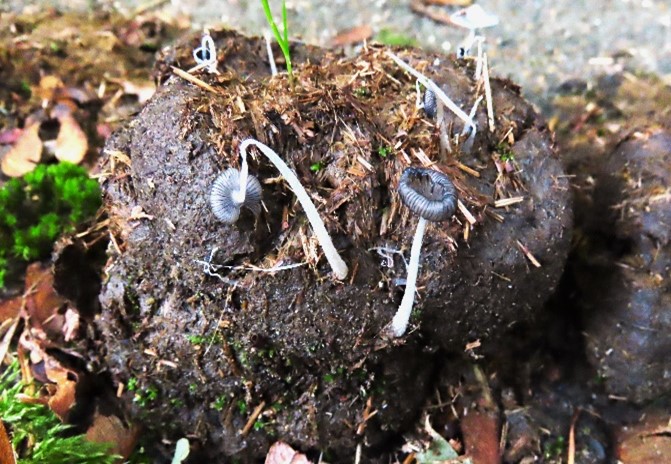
top-left (390, 167), bottom-right (457, 337)
top-left (386, 51), bottom-right (477, 146)
top-left (210, 167), bottom-right (262, 224)
top-left (236, 138), bottom-right (348, 280)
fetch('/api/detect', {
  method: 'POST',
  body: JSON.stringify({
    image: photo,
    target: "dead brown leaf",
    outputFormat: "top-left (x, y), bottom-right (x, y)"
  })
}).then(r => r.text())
top-left (86, 414), bottom-right (139, 460)
top-left (330, 25), bottom-right (373, 47)
top-left (0, 421), bottom-right (17, 464)
top-left (461, 410), bottom-right (501, 464)
top-left (52, 105), bottom-right (88, 164)
top-left (46, 375), bottom-right (77, 421)
top-left (616, 413), bottom-right (671, 463)
top-left (24, 263), bottom-right (66, 338)
top-left (264, 442), bottom-right (312, 464)
top-left (34, 75), bottom-right (65, 103)
top-left (0, 296), bottom-right (23, 325)
top-left (423, 0), bottom-right (473, 5)
top-left (0, 123), bottom-right (42, 177)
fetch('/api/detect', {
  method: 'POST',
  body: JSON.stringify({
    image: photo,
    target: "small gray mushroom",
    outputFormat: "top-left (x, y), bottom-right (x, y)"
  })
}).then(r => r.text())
top-left (423, 88), bottom-right (437, 119)
top-left (390, 167), bottom-right (457, 337)
top-left (210, 168), bottom-right (262, 223)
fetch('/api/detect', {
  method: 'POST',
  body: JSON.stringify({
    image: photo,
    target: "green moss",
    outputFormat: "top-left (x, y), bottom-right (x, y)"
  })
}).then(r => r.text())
top-left (0, 162), bottom-right (101, 287)
top-left (375, 28), bottom-right (417, 47)
top-left (0, 360), bottom-right (118, 463)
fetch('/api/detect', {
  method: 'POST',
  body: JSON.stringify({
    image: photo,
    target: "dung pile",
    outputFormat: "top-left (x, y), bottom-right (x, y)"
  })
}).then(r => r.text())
top-left (95, 30), bottom-right (571, 459)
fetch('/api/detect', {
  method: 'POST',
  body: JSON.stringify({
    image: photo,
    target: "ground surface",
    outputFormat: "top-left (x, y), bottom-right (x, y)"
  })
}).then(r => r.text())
top-left (4, 0), bottom-right (671, 111)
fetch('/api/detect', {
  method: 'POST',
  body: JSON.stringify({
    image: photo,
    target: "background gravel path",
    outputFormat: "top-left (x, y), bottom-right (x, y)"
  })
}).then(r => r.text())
top-left (4, 0), bottom-right (671, 111)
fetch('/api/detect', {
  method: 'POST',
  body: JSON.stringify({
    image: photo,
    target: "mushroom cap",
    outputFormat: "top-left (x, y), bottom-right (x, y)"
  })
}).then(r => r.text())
top-left (398, 167), bottom-right (458, 222)
top-left (423, 89), bottom-right (437, 119)
top-left (210, 168), bottom-right (262, 223)
top-left (450, 5), bottom-right (499, 30)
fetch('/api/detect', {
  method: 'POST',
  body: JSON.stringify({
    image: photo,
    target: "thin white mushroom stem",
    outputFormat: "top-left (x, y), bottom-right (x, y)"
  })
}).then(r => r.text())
top-left (238, 138), bottom-right (349, 280)
top-left (232, 148), bottom-right (249, 205)
top-left (386, 51), bottom-right (476, 143)
top-left (390, 216), bottom-right (427, 337)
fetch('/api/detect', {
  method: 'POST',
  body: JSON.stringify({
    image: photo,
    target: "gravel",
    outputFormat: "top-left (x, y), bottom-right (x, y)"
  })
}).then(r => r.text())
top-left (4, 0), bottom-right (671, 112)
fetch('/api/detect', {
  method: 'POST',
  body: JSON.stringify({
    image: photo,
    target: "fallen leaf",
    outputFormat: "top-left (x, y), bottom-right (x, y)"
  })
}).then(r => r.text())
top-left (24, 263), bottom-right (66, 338)
top-left (0, 123), bottom-right (42, 177)
top-left (0, 296), bottom-right (23, 325)
top-left (46, 375), bottom-right (77, 421)
top-left (86, 414), bottom-right (139, 459)
top-left (62, 308), bottom-right (80, 342)
top-left (265, 442), bottom-right (313, 464)
top-left (461, 410), bottom-right (501, 464)
top-left (34, 75), bottom-right (65, 103)
top-left (120, 80), bottom-right (156, 105)
top-left (0, 128), bottom-right (23, 145)
top-left (616, 413), bottom-right (671, 463)
top-left (52, 104), bottom-right (88, 164)
top-left (416, 416), bottom-right (461, 463)
top-left (424, 0), bottom-right (473, 6)
top-left (330, 25), bottom-right (373, 46)
top-left (0, 420), bottom-right (17, 464)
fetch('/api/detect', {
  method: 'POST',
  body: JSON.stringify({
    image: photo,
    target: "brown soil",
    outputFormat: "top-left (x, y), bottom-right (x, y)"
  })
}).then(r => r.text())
top-left (93, 29), bottom-right (571, 460)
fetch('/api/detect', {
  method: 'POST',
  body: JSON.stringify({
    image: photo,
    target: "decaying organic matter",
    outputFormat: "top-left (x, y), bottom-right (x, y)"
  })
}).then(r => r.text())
top-left (575, 129), bottom-right (671, 402)
top-left (94, 29), bottom-right (571, 459)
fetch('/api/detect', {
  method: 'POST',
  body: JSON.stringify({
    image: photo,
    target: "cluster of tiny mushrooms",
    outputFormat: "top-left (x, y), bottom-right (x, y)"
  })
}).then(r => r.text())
top-left (205, 5), bottom-right (498, 337)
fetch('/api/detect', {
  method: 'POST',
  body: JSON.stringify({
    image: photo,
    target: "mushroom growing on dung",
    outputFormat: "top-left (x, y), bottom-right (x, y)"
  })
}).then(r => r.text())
top-left (215, 138), bottom-right (348, 280)
top-left (390, 167), bottom-right (458, 337)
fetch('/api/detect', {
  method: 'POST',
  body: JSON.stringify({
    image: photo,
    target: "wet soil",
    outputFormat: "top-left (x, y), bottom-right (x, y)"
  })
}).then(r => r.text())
top-left (94, 29), bottom-right (571, 460)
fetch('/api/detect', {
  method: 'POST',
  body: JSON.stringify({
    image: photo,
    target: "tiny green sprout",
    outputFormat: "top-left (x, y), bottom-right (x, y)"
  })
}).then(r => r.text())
top-left (187, 334), bottom-right (205, 345)
top-left (260, 0), bottom-right (293, 86)
top-left (211, 395), bottom-right (227, 412)
top-left (237, 399), bottom-right (248, 415)
top-left (252, 418), bottom-right (267, 431)
top-left (497, 142), bottom-right (515, 162)
top-left (323, 373), bottom-right (336, 383)
top-left (127, 377), bottom-right (139, 391)
top-left (310, 161), bottom-right (324, 172)
top-left (377, 146), bottom-right (392, 158)
top-left (188, 383), bottom-right (198, 394)
top-left (353, 85), bottom-right (370, 98)
top-left (170, 398), bottom-right (185, 408)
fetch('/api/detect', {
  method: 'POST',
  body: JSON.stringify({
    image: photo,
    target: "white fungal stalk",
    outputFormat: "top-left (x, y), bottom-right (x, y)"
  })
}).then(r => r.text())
top-left (390, 217), bottom-right (427, 337)
top-left (386, 51), bottom-right (477, 144)
top-left (239, 138), bottom-right (349, 280)
top-left (193, 32), bottom-right (219, 74)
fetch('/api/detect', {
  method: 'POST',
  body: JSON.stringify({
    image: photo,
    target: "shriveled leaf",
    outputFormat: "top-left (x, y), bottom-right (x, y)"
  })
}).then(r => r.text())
top-left (265, 442), bottom-right (313, 464)
top-left (0, 296), bottom-right (22, 325)
top-left (1, 123), bottom-right (42, 177)
top-left (53, 105), bottom-right (88, 164)
top-left (0, 128), bottom-right (23, 145)
top-left (461, 410), bottom-right (501, 464)
top-left (616, 414), bottom-right (671, 463)
top-left (120, 80), bottom-right (156, 105)
top-left (46, 376), bottom-right (77, 421)
top-left (423, 0), bottom-right (473, 6)
top-left (416, 417), bottom-right (468, 464)
top-left (34, 75), bottom-right (65, 103)
top-left (0, 420), bottom-right (17, 464)
top-left (24, 263), bottom-right (66, 337)
top-left (330, 25), bottom-right (373, 46)
top-left (86, 414), bottom-right (139, 460)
